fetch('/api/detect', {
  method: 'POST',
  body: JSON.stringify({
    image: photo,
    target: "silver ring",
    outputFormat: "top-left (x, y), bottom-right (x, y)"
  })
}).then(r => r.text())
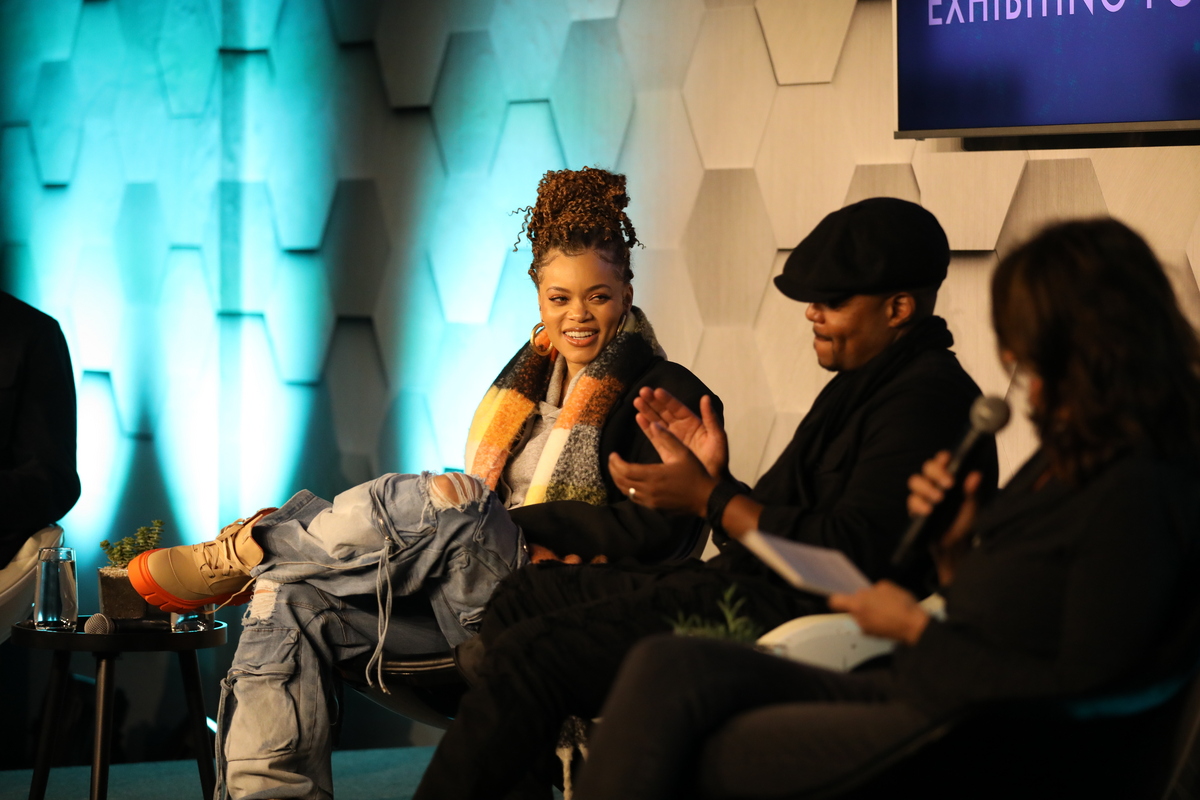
top-left (628, 486), bottom-right (637, 500)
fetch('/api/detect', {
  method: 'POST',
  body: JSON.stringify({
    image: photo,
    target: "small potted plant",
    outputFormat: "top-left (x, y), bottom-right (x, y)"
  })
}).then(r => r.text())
top-left (98, 520), bottom-right (168, 620)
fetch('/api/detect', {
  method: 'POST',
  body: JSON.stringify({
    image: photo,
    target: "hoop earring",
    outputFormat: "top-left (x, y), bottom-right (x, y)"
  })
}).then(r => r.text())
top-left (530, 322), bottom-right (553, 357)
top-left (617, 310), bottom-right (629, 333)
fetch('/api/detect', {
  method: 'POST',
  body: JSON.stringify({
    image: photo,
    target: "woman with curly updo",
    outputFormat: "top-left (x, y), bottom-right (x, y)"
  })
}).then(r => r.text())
top-left (128, 167), bottom-right (719, 800)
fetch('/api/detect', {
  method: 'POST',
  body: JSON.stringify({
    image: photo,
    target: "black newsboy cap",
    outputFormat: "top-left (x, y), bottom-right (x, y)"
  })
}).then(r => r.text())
top-left (774, 197), bottom-right (949, 304)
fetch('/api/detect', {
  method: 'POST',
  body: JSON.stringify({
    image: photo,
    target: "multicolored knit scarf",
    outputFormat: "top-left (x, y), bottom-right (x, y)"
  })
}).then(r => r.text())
top-left (465, 306), bottom-right (664, 507)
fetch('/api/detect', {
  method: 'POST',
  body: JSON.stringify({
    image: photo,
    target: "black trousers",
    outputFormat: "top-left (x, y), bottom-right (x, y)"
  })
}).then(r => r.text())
top-left (575, 634), bottom-right (933, 800)
top-left (412, 560), bottom-right (827, 800)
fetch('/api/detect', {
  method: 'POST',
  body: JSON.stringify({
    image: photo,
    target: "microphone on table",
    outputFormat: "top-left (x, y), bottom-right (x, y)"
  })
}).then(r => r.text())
top-left (891, 395), bottom-right (1010, 569)
top-left (84, 614), bottom-right (173, 634)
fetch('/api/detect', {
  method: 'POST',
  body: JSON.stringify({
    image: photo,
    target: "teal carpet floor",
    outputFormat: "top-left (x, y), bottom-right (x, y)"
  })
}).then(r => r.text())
top-left (0, 746), bottom-right (436, 800)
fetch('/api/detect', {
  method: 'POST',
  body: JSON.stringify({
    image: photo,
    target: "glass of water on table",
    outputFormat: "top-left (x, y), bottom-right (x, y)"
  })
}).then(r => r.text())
top-left (34, 547), bottom-right (78, 632)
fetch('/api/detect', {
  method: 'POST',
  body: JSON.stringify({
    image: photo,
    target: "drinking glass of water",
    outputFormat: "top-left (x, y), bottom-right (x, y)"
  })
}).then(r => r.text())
top-left (34, 547), bottom-right (77, 632)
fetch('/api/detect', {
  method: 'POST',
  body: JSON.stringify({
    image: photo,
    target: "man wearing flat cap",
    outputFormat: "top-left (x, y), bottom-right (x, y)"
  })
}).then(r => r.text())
top-left (414, 198), bottom-right (997, 800)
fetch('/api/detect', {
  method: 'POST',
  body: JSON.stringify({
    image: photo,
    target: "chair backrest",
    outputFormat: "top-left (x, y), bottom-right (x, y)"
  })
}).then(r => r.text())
top-left (1159, 670), bottom-right (1200, 799)
top-left (0, 525), bottom-right (65, 644)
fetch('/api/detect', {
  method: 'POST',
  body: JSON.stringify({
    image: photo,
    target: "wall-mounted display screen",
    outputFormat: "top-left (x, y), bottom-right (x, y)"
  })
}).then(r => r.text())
top-left (895, 0), bottom-right (1200, 138)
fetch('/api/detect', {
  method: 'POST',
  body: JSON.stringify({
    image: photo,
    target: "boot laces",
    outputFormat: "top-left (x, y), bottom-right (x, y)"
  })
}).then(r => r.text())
top-left (199, 535), bottom-right (252, 578)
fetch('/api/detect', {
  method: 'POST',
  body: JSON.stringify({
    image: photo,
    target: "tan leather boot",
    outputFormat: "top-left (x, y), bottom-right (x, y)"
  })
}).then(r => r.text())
top-left (128, 507), bottom-right (277, 613)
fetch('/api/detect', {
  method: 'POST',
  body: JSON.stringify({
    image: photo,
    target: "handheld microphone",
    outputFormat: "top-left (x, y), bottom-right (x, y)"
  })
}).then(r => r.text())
top-left (891, 395), bottom-right (1010, 568)
top-left (84, 614), bottom-right (173, 634)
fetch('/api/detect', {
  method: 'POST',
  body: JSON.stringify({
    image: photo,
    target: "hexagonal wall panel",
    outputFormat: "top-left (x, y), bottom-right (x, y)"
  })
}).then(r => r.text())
top-left (549, 19), bottom-right (634, 169)
top-left (682, 6), bottom-right (776, 169)
top-left (70, 1), bottom-right (127, 120)
top-left (427, 322), bottom-right (519, 469)
top-left (567, 0), bottom-right (622, 18)
top-left (156, 0), bottom-right (218, 116)
top-left (219, 0), bottom-right (284, 50)
top-left (755, 84), bottom-right (856, 249)
top-left (0, 0), bottom-right (80, 124)
top-left (64, 118), bottom-right (125, 249)
top-left (753, 250), bottom-right (832, 414)
top-left (994, 159), bottom-right (1107, 260)
top-left (29, 61), bottom-right (83, 186)
top-left (111, 299), bottom-right (167, 437)
top-left (1188, 212), bottom-right (1200, 289)
top-left (325, 0), bottom-right (381, 43)
top-left (68, 244), bottom-right (123, 373)
top-left (28, 184), bottom-right (80, 310)
top-left (322, 180), bottom-right (391, 318)
top-left (375, 0), bottom-right (452, 108)
top-left (428, 172), bottom-right (511, 324)
top-left (756, 0), bottom-right (856, 85)
top-left (486, 247), bottom-right (544, 355)
top-left (617, 0), bottom-right (705, 91)
top-left (618, 90), bottom-right (704, 249)
top-left (912, 147), bottom-right (1027, 251)
top-left (630, 248), bottom-right (704, 368)
top-left (114, 0), bottom-right (168, 55)
top-left (156, 248), bottom-right (218, 391)
top-left (0, 126), bottom-right (40, 242)
top-left (1, 244), bottom-right (38, 309)
top-left (691, 326), bottom-right (775, 481)
top-left (332, 48), bottom-right (393, 180)
top-left (114, 183), bottom-right (171, 305)
top-left (266, 0), bottom-right (341, 250)
top-left (683, 169), bottom-right (777, 326)
top-left (325, 319), bottom-right (390, 464)
top-left (833, 0), bottom-right (915, 165)
top-left (450, 0), bottom-right (498, 29)
top-left (202, 182), bottom-right (280, 314)
top-left (374, 251), bottom-right (447, 394)
top-left (264, 251), bottom-right (337, 384)
top-left (490, 101), bottom-right (565, 216)
top-left (378, 391), bottom-right (442, 474)
top-left (843, 163), bottom-right (920, 207)
top-left (432, 32), bottom-right (509, 175)
top-left (490, 0), bottom-right (573, 100)
top-left (216, 53), bottom-right (274, 184)
top-left (159, 110), bottom-right (221, 247)
top-left (113, 55), bottom-right (172, 183)
top-left (1090, 147), bottom-right (1200, 270)
top-left (371, 110), bottom-right (446, 261)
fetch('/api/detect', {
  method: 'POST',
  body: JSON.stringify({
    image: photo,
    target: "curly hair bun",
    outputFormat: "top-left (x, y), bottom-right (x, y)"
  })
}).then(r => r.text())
top-left (518, 167), bottom-right (640, 284)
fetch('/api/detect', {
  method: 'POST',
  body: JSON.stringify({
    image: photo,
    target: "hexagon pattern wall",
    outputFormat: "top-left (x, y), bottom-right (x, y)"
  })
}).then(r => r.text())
top-left (2, 0), bottom-right (1199, 563)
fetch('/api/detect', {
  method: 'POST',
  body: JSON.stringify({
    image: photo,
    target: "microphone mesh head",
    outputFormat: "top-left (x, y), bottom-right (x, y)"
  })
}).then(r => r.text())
top-left (84, 614), bottom-right (114, 635)
top-left (970, 395), bottom-right (1011, 434)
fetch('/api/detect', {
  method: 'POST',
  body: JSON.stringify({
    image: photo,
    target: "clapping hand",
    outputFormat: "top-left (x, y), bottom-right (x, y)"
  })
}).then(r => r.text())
top-left (633, 389), bottom-right (728, 479)
top-left (608, 407), bottom-right (720, 517)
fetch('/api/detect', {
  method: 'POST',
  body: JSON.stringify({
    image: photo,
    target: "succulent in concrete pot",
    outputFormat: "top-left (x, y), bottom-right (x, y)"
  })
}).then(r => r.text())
top-left (98, 520), bottom-right (168, 620)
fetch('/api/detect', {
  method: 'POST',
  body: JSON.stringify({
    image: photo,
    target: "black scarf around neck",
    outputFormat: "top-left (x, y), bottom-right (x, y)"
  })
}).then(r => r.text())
top-left (751, 316), bottom-right (955, 509)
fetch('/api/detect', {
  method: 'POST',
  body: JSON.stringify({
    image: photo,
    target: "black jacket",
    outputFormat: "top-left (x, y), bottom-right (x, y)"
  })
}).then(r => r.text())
top-left (716, 338), bottom-right (997, 590)
top-left (0, 292), bottom-right (80, 566)
top-left (511, 358), bottom-right (719, 564)
top-left (894, 447), bottom-right (1200, 718)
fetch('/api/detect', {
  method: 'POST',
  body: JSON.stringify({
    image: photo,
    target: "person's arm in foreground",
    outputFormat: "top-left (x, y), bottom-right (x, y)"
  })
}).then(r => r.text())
top-left (0, 313), bottom-right (80, 548)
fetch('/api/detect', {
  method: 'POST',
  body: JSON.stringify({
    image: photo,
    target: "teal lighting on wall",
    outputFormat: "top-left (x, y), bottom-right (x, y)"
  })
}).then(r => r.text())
top-left (0, 0), bottom-right (626, 571)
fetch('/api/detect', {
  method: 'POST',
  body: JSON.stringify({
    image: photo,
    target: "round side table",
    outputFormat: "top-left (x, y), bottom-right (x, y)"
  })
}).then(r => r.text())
top-left (11, 617), bottom-right (227, 800)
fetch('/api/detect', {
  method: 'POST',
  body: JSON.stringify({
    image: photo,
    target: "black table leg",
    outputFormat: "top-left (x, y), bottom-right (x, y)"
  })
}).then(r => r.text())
top-left (178, 650), bottom-right (216, 800)
top-left (91, 653), bottom-right (116, 800)
top-left (29, 649), bottom-right (71, 800)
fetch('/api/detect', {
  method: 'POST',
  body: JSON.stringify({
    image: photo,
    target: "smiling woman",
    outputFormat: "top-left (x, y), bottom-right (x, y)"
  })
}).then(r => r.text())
top-left (127, 166), bottom-right (720, 800)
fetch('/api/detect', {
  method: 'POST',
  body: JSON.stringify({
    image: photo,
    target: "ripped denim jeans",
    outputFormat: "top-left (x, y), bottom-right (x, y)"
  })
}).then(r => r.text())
top-left (215, 472), bottom-right (528, 800)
